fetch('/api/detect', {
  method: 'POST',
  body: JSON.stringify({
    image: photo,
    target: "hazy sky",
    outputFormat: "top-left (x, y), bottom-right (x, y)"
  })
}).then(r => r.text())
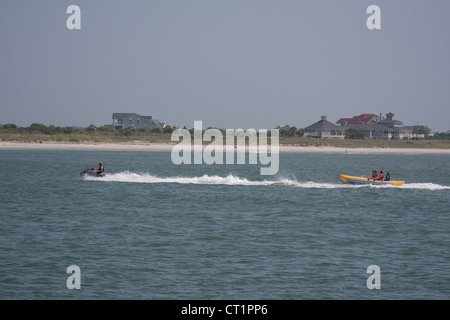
top-left (1, 0), bottom-right (449, 131)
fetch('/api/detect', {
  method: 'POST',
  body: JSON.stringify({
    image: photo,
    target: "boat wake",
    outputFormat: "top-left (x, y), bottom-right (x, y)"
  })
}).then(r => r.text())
top-left (82, 171), bottom-right (450, 190)
top-left (397, 183), bottom-right (450, 191)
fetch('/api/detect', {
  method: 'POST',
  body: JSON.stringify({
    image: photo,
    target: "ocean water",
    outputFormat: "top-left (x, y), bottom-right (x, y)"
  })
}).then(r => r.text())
top-left (0, 149), bottom-right (449, 299)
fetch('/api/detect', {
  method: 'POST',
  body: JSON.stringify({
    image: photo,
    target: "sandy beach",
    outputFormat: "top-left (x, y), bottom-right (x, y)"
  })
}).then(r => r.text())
top-left (1, 140), bottom-right (450, 154)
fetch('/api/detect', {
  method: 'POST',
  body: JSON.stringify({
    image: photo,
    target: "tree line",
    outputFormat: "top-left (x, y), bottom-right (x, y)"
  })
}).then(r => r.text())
top-left (0, 123), bottom-right (305, 137)
top-left (0, 123), bottom-right (178, 136)
top-left (1, 123), bottom-right (449, 139)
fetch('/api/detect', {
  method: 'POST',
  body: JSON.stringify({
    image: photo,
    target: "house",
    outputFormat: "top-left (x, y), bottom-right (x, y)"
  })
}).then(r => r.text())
top-left (304, 116), bottom-right (345, 138)
top-left (378, 112), bottom-right (403, 128)
top-left (337, 112), bottom-right (427, 140)
top-left (112, 113), bottom-right (164, 130)
top-left (339, 123), bottom-right (394, 139)
top-left (336, 113), bottom-right (381, 126)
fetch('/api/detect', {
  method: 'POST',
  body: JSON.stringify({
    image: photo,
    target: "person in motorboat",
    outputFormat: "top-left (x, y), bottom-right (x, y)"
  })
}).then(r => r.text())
top-left (95, 162), bottom-right (104, 176)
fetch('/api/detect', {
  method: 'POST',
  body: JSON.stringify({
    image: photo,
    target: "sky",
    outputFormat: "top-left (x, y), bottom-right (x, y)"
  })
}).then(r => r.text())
top-left (1, 0), bottom-right (450, 132)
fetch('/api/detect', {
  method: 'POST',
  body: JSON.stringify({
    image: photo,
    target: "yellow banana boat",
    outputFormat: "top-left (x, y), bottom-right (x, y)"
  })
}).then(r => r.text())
top-left (340, 174), bottom-right (404, 186)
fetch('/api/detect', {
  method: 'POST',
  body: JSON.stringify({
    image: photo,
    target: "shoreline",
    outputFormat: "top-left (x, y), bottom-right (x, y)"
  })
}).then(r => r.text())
top-left (1, 140), bottom-right (450, 154)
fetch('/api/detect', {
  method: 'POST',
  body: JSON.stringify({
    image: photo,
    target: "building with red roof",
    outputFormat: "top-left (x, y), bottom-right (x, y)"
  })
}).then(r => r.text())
top-left (303, 112), bottom-right (430, 140)
top-left (336, 113), bottom-right (381, 126)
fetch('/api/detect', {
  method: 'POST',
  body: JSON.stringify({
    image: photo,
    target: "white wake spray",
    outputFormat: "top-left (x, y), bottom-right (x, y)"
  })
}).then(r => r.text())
top-left (82, 171), bottom-right (450, 190)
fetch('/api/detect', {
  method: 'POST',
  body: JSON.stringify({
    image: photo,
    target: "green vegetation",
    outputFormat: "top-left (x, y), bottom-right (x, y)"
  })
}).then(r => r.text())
top-left (1, 123), bottom-right (450, 149)
top-left (278, 126), bottom-right (304, 137)
top-left (277, 136), bottom-right (450, 149)
top-left (344, 128), bottom-right (365, 139)
top-left (0, 123), bottom-right (177, 143)
top-left (413, 125), bottom-right (433, 138)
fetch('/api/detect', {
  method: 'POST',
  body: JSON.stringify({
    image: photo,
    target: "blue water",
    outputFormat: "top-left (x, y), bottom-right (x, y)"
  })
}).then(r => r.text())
top-left (1, 150), bottom-right (449, 299)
